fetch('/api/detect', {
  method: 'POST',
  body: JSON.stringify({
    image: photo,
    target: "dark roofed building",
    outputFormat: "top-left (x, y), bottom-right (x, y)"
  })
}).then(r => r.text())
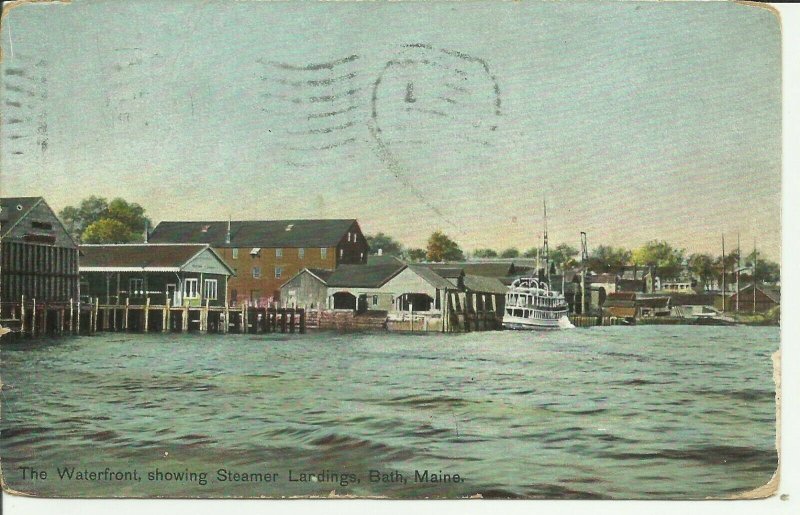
top-left (728, 283), bottom-right (780, 313)
top-left (1, 197), bottom-right (79, 312)
top-left (79, 244), bottom-right (234, 307)
top-left (149, 219), bottom-right (368, 306)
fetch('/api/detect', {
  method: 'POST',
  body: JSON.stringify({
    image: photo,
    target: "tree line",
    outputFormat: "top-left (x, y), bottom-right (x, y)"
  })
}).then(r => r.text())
top-left (366, 232), bottom-right (780, 284)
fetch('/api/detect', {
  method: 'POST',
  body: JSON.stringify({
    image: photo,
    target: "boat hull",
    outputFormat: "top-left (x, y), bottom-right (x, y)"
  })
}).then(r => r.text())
top-left (502, 315), bottom-right (568, 330)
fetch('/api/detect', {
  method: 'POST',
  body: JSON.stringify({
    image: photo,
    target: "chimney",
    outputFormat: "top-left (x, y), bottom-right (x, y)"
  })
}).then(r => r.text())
top-left (143, 220), bottom-right (149, 243)
top-left (377, 248), bottom-right (383, 256)
top-left (225, 218), bottom-right (231, 245)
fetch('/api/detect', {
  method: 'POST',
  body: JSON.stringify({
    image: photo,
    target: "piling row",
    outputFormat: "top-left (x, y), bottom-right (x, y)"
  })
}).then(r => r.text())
top-left (0, 296), bottom-right (305, 337)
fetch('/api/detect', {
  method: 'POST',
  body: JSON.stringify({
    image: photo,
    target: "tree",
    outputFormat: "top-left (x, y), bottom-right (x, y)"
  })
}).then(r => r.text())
top-left (426, 231), bottom-right (464, 262)
top-left (406, 248), bottom-right (427, 262)
top-left (688, 253), bottom-right (715, 288)
top-left (587, 245), bottom-right (631, 272)
top-left (523, 246), bottom-right (542, 258)
top-left (472, 248), bottom-right (498, 258)
top-left (744, 250), bottom-right (780, 284)
top-left (366, 232), bottom-right (403, 256)
top-left (550, 243), bottom-right (579, 270)
top-left (59, 195), bottom-right (110, 241)
top-left (82, 218), bottom-right (138, 244)
top-left (500, 247), bottom-right (519, 259)
top-left (632, 240), bottom-right (685, 278)
top-left (59, 196), bottom-right (151, 243)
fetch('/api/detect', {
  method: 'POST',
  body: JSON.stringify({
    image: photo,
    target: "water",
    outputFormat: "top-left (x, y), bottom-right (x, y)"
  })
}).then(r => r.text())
top-left (0, 326), bottom-right (778, 499)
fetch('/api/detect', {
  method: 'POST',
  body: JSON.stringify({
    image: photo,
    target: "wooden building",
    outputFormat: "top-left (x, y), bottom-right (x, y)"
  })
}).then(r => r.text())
top-left (149, 219), bottom-right (368, 306)
top-left (79, 244), bottom-right (234, 307)
top-left (728, 284), bottom-right (780, 313)
top-left (0, 197), bottom-right (79, 313)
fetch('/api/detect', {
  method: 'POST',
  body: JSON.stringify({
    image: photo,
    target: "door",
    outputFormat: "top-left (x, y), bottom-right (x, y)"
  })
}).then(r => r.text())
top-left (166, 283), bottom-right (180, 306)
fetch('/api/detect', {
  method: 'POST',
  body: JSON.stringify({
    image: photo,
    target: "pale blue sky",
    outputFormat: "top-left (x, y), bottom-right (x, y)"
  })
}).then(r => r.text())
top-left (0, 0), bottom-right (781, 260)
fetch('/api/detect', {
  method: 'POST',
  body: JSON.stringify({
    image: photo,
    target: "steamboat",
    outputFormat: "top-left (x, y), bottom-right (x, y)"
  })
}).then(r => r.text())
top-left (502, 198), bottom-right (574, 330)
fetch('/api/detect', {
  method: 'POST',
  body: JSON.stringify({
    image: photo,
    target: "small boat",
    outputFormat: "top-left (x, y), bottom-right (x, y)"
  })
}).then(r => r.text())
top-left (502, 277), bottom-right (573, 330)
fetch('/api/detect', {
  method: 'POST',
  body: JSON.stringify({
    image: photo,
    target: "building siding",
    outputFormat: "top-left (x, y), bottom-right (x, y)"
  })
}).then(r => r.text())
top-left (0, 198), bottom-right (79, 308)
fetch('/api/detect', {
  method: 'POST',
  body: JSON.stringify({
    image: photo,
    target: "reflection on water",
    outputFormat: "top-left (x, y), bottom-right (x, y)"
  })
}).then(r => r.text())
top-left (0, 326), bottom-right (778, 499)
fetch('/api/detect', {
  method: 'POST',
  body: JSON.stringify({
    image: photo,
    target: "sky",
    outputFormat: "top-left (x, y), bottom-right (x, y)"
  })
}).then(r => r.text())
top-left (0, 0), bottom-right (782, 261)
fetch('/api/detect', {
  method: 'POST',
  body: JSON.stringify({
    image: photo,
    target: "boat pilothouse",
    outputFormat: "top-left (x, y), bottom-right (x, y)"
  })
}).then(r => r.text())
top-left (502, 277), bottom-right (572, 329)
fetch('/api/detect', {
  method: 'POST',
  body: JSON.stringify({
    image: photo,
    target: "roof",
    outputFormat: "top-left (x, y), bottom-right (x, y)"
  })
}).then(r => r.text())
top-left (427, 262), bottom-right (515, 278)
top-left (325, 257), bottom-right (406, 288)
top-left (149, 219), bottom-right (359, 248)
top-left (462, 274), bottom-right (508, 294)
top-left (407, 264), bottom-right (457, 290)
top-left (590, 273), bottom-right (618, 284)
top-left (666, 293), bottom-right (717, 306)
top-left (0, 197), bottom-right (44, 237)
top-left (79, 244), bottom-right (233, 274)
top-left (733, 283), bottom-right (781, 303)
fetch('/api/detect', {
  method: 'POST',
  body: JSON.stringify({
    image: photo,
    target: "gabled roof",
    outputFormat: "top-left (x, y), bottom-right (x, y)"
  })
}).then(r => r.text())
top-left (326, 257), bottom-right (406, 288)
top-left (407, 264), bottom-right (457, 290)
top-left (149, 219), bottom-right (360, 248)
top-left (0, 197), bottom-right (44, 237)
top-left (426, 262), bottom-right (515, 278)
top-left (79, 244), bottom-right (234, 274)
top-left (733, 283), bottom-right (781, 303)
top-left (463, 275), bottom-right (508, 294)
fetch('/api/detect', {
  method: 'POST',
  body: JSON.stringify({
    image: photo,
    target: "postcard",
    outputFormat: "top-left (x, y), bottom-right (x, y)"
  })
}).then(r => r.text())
top-left (0, 0), bottom-right (784, 502)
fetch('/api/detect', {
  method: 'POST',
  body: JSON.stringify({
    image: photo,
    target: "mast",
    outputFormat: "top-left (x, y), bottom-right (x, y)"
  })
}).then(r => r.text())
top-left (543, 197), bottom-right (550, 286)
top-left (736, 232), bottom-right (740, 312)
top-left (721, 234), bottom-right (726, 313)
top-left (580, 231), bottom-right (588, 315)
top-left (753, 238), bottom-right (757, 314)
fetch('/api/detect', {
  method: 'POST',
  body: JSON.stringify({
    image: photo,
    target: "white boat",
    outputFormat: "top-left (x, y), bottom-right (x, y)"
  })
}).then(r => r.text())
top-left (502, 277), bottom-right (573, 330)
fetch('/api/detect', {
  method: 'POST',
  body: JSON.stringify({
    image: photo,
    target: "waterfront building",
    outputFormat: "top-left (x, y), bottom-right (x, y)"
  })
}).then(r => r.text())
top-left (281, 257), bottom-right (508, 317)
top-left (728, 283), bottom-right (780, 313)
top-left (79, 244), bottom-right (234, 307)
top-left (0, 197), bottom-right (79, 311)
top-left (148, 219), bottom-right (368, 306)
top-left (602, 292), bottom-right (671, 319)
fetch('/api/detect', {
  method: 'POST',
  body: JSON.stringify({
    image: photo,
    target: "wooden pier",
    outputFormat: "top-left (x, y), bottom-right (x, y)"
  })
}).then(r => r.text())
top-left (0, 296), bottom-right (305, 338)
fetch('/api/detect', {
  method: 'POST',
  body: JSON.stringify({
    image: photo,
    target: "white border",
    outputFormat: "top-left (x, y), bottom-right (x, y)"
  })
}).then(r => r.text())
top-left (3, 1), bottom-right (799, 514)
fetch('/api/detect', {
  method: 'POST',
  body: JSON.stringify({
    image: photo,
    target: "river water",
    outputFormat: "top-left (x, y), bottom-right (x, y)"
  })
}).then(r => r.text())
top-left (0, 326), bottom-right (778, 499)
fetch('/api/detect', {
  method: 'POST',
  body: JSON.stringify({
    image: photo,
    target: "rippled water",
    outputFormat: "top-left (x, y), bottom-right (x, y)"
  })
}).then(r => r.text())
top-left (0, 326), bottom-right (778, 499)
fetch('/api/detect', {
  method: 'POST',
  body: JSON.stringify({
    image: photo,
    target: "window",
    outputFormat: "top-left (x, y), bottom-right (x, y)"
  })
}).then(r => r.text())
top-left (339, 249), bottom-right (344, 258)
top-left (252, 267), bottom-right (261, 279)
top-left (184, 278), bottom-right (199, 299)
top-left (232, 248), bottom-right (239, 259)
top-left (129, 278), bottom-right (144, 296)
top-left (275, 267), bottom-right (283, 279)
top-left (320, 248), bottom-right (328, 259)
top-left (31, 221), bottom-right (53, 230)
top-left (347, 232), bottom-right (352, 242)
top-left (204, 279), bottom-right (218, 300)
top-left (360, 252), bottom-right (365, 261)
top-left (298, 248), bottom-right (305, 259)
top-left (373, 295), bottom-right (378, 306)
top-left (354, 233), bottom-right (358, 242)
top-left (276, 248), bottom-right (283, 258)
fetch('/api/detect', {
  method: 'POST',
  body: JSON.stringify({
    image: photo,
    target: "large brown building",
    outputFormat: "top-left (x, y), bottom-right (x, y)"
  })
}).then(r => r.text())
top-left (0, 197), bottom-right (80, 312)
top-left (148, 219), bottom-right (368, 306)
